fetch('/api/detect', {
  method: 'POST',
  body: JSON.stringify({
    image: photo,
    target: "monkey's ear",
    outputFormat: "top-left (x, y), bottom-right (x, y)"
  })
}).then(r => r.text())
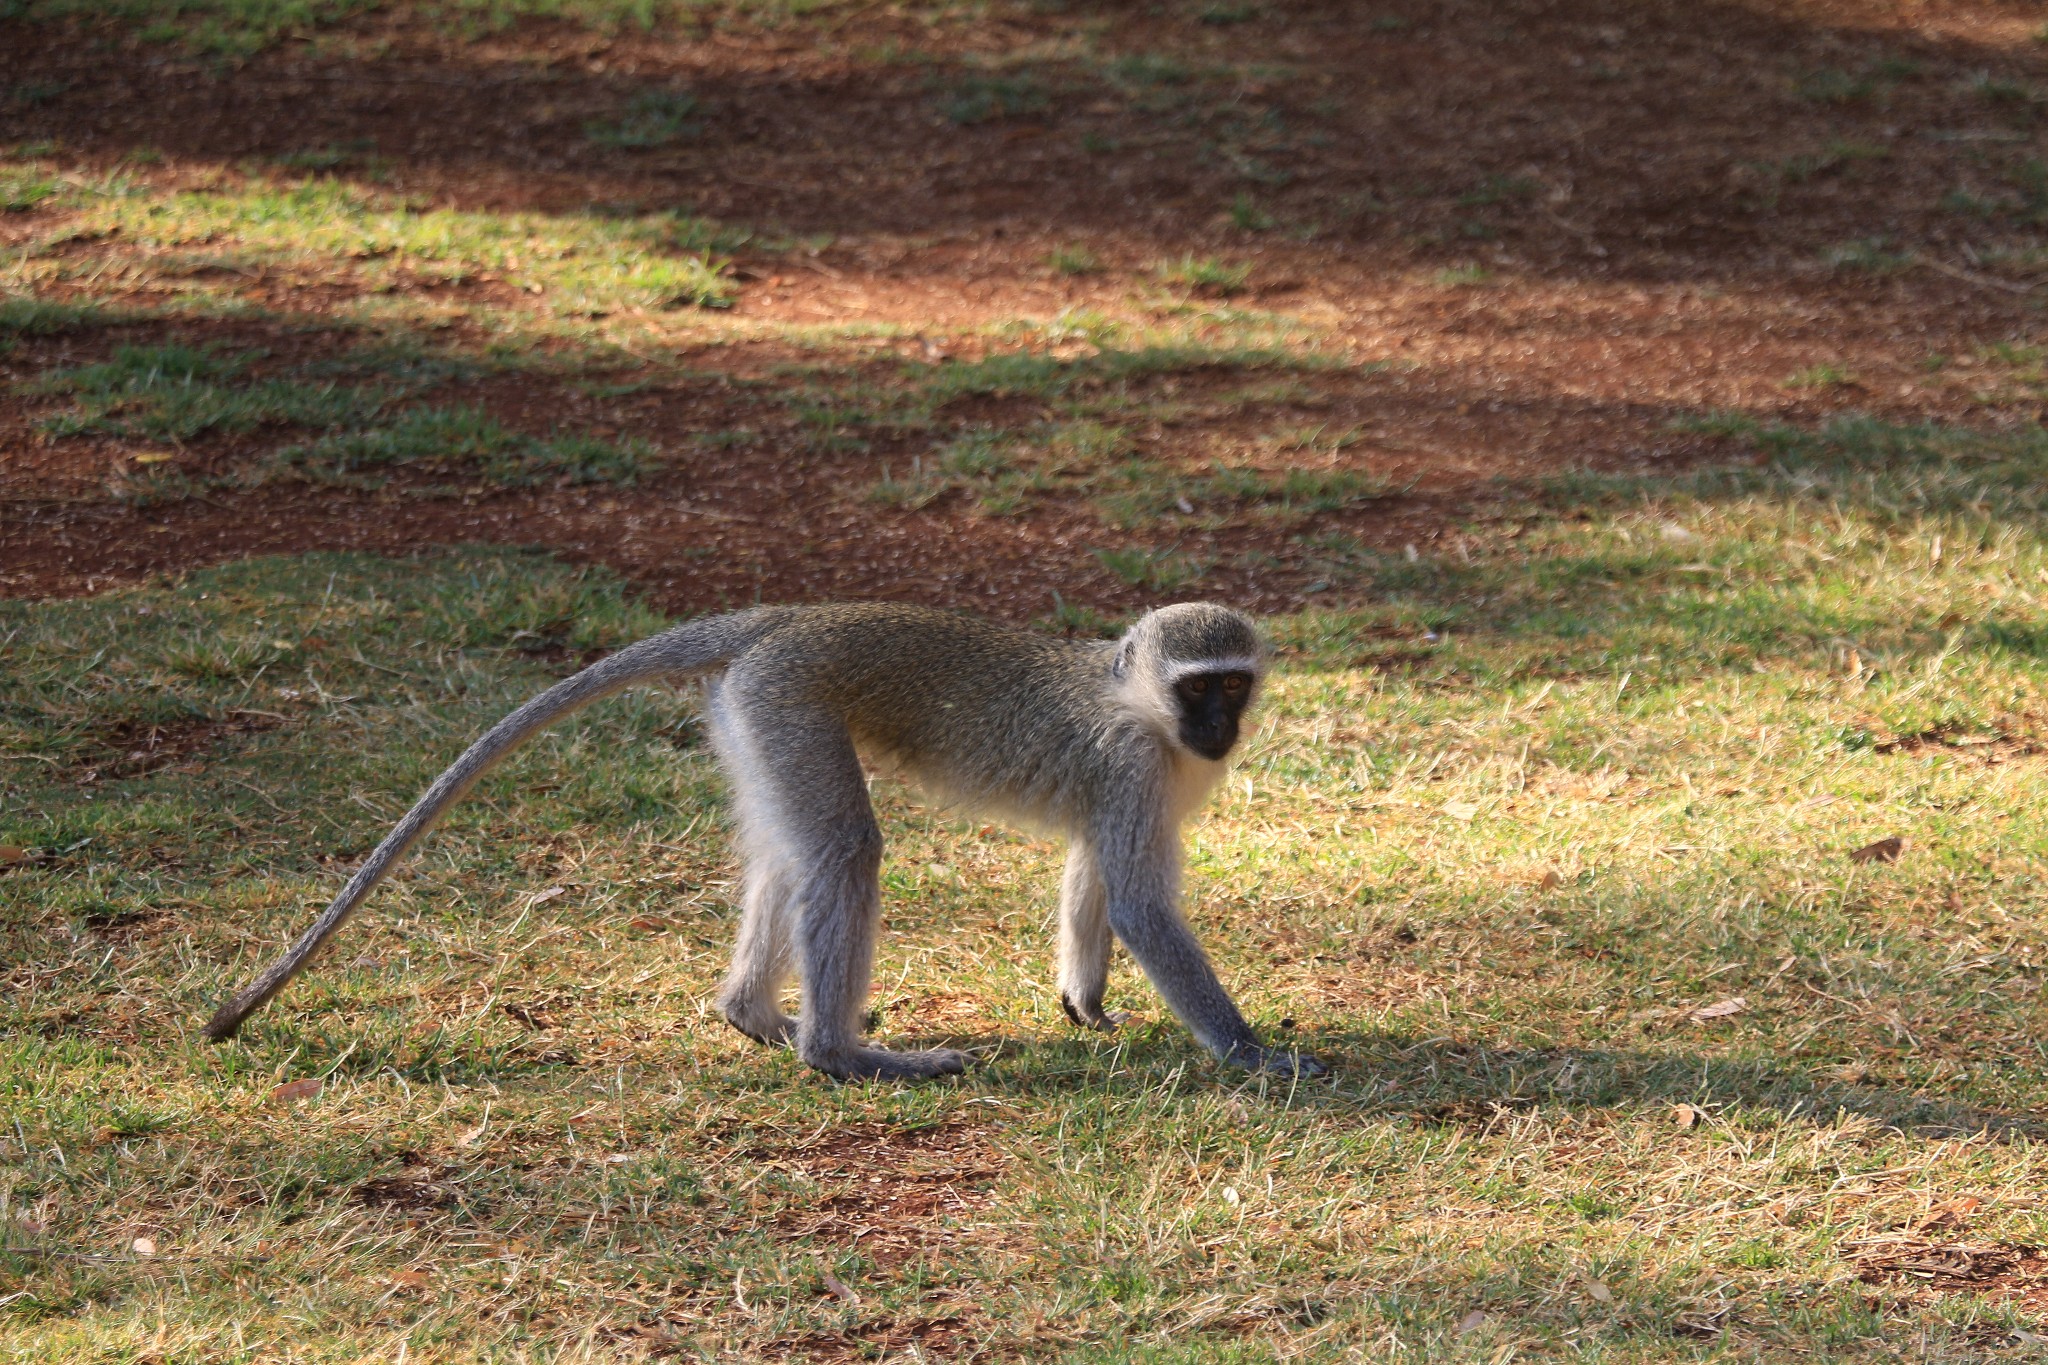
top-left (1113, 638), bottom-right (1136, 679)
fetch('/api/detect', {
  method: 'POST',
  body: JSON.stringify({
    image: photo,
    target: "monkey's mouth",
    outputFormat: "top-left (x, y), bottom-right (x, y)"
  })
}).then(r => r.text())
top-left (1180, 725), bottom-right (1236, 761)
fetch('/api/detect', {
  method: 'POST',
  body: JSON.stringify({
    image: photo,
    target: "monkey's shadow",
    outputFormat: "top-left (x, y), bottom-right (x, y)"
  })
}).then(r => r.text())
top-left (891, 1025), bottom-right (2039, 1140)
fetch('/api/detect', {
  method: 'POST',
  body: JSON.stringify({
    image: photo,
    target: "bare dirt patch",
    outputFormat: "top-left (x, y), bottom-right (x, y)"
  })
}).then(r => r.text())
top-left (755, 1122), bottom-right (1010, 1266)
top-left (1873, 727), bottom-right (2046, 765)
top-left (3, 0), bottom-right (2045, 613)
top-left (355, 1171), bottom-right (460, 1212)
top-left (74, 712), bottom-right (286, 783)
top-left (1853, 1237), bottom-right (2048, 1316)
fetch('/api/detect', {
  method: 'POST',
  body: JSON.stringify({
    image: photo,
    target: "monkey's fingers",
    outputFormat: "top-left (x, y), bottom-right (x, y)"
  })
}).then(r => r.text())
top-left (1060, 994), bottom-right (1127, 1033)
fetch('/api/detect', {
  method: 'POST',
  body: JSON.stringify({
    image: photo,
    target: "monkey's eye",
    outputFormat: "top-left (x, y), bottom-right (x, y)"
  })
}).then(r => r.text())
top-left (1221, 673), bottom-right (1249, 698)
top-left (1181, 676), bottom-right (1210, 697)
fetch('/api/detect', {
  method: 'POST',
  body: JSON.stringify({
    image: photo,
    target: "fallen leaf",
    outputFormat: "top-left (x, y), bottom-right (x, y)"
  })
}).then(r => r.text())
top-left (1454, 1309), bottom-right (1489, 1335)
top-left (1849, 836), bottom-right (1904, 864)
top-left (1673, 1312), bottom-right (1725, 1339)
top-left (388, 1270), bottom-right (432, 1288)
top-left (1221, 1186), bottom-right (1242, 1206)
top-left (1689, 997), bottom-right (1747, 1024)
top-left (628, 914), bottom-right (676, 932)
top-left (1923, 1194), bottom-right (1986, 1229)
top-left (1443, 800), bottom-right (1480, 822)
top-left (131, 1237), bottom-right (157, 1256)
top-left (0, 846), bottom-right (30, 866)
top-left (1534, 867), bottom-right (1563, 891)
top-left (132, 451), bottom-right (175, 465)
top-left (1660, 522), bottom-right (1698, 542)
top-left (269, 1078), bottom-right (322, 1104)
top-left (527, 885), bottom-right (567, 906)
top-left (456, 1110), bottom-right (491, 1148)
top-left (502, 1002), bottom-right (554, 1029)
top-left (817, 1259), bottom-right (861, 1304)
top-left (1672, 1103), bottom-right (1700, 1128)
top-left (1586, 1278), bottom-right (1614, 1304)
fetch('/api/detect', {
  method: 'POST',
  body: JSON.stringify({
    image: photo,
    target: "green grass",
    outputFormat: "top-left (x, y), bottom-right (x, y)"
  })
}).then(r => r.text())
top-left (273, 403), bottom-right (654, 489)
top-left (1154, 255), bottom-right (1252, 297)
top-left (11, 0), bottom-right (784, 56)
top-left (29, 343), bottom-right (386, 443)
top-left (584, 88), bottom-right (701, 149)
top-left (1822, 238), bottom-right (1913, 274)
top-left (0, 170), bottom-right (64, 213)
top-left (1228, 193), bottom-right (1274, 232)
top-left (11, 166), bottom-right (737, 318)
top-left (1094, 459), bottom-right (1389, 530)
top-left (1051, 245), bottom-right (1104, 276)
top-left (1094, 543), bottom-right (1209, 590)
top-left (1433, 264), bottom-right (1492, 287)
top-left (23, 343), bottom-right (651, 495)
top-left (10, 419), bottom-right (2048, 1357)
top-left (940, 72), bottom-right (1050, 125)
top-left (1784, 363), bottom-right (1856, 390)
top-left (11, 414), bottom-right (2048, 1357)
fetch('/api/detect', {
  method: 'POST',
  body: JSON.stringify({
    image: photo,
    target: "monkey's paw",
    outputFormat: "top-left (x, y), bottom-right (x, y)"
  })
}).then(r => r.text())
top-left (719, 1001), bottom-right (798, 1046)
top-left (1060, 993), bottom-right (1129, 1033)
top-left (1225, 1043), bottom-right (1330, 1078)
top-left (806, 1045), bottom-right (970, 1082)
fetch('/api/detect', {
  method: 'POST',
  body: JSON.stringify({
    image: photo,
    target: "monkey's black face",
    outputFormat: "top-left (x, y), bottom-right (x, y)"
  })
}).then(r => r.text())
top-left (1173, 671), bottom-right (1254, 760)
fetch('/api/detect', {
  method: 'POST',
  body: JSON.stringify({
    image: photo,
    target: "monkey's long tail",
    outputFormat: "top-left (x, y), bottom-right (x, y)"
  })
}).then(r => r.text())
top-left (201, 611), bottom-right (779, 1042)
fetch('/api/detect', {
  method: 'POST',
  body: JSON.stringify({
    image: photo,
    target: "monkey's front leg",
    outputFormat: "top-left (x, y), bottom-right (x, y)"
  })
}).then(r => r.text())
top-left (1096, 828), bottom-right (1326, 1078)
top-left (1056, 841), bottom-right (1126, 1032)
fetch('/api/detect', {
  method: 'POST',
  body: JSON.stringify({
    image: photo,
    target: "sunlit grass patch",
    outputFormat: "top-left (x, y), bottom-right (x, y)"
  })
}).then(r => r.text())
top-left (2, 140), bottom-right (1346, 374)
top-left (11, 422), bottom-right (2048, 1356)
top-left (1094, 542), bottom-right (1209, 589)
top-left (864, 419), bottom-right (1135, 517)
top-left (1096, 459), bottom-right (1393, 529)
top-left (24, 341), bottom-right (651, 497)
top-left (30, 343), bottom-right (385, 442)
top-left (272, 403), bottom-right (653, 488)
top-left (1153, 254), bottom-right (1252, 297)
top-left (13, 166), bottom-right (738, 316)
top-left (0, 169), bottom-right (66, 213)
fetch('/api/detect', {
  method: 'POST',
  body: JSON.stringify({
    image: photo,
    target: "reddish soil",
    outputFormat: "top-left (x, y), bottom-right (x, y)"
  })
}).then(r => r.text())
top-left (2, 0), bottom-right (2044, 615)
top-left (756, 1121), bottom-right (1010, 1266)
top-left (1854, 1237), bottom-right (2048, 1317)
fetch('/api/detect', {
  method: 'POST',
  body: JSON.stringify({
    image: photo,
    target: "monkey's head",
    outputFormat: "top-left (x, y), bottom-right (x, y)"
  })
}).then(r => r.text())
top-left (1114, 603), bottom-right (1266, 761)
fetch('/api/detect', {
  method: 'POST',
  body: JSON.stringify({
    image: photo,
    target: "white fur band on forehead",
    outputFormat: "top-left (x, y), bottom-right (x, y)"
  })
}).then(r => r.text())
top-left (1166, 656), bottom-right (1262, 679)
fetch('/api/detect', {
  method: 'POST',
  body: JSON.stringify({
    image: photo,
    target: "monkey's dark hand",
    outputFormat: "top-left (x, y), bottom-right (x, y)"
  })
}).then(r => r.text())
top-left (1226, 1042), bottom-right (1330, 1078)
top-left (1061, 993), bottom-right (1129, 1032)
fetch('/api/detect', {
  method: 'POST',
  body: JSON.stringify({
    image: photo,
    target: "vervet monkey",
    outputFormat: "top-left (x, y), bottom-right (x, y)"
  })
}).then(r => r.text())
top-left (203, 602), bottom-right (1325, 1081)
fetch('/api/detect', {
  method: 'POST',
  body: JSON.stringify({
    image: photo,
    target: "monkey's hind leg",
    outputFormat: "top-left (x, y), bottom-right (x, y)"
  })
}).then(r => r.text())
top-left (1056, 840), bottom-right (1126, 1033)
top-left (791, 817), bottom-right (968, 1081)
top-left (716, 857), bottom-right (799, 1046)
top-left (742, 710), bottom-right (966, 1082)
